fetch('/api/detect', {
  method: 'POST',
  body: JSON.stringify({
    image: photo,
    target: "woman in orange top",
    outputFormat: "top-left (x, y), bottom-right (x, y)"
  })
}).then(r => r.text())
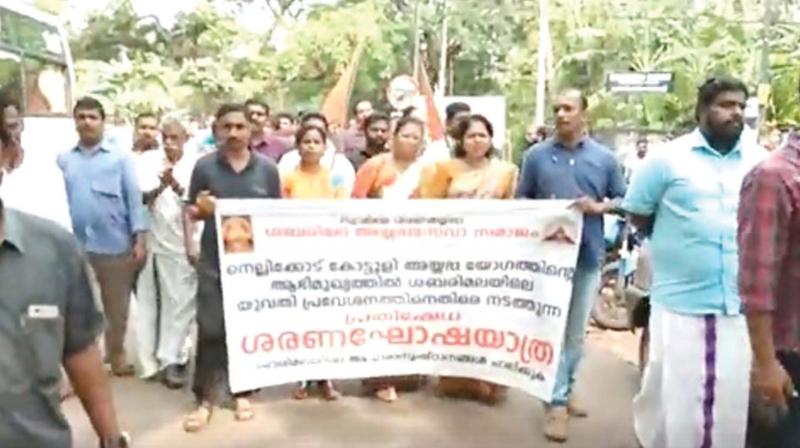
top-left (282, 123), bottom-right (343, 401)
top-left (282, 124), bottom-right (347, 199)
top-left (352, 116), bottom-right (428, 403)
top-left (419, 114), bottom-right (518, 404)
top-left (351, 115), bottom-right (426, 200)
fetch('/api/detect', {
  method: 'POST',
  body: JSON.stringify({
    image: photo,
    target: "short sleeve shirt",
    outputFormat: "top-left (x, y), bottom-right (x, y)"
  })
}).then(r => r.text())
top-left (188, 151), bottom-right (282, 269)
top-left (622, 129), bottom-right (767, 315)
top-left (0, 204), bottom-right (103, 448)
top-left (516, 137), bottom-right (627, 267)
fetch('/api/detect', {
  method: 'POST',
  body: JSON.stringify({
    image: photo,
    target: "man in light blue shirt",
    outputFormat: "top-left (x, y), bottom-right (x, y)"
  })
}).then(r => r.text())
top-left (623, 77), bottom-right (766, 448)
top-left (57, 96), bottom-right (148, 377)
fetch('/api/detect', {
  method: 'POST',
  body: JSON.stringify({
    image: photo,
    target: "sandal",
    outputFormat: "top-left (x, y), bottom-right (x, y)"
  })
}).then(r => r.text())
top-left (183, 404), bottom-right (212, 433)
top-left (319, 381), bottom-right (341, 401)
top-left (292, 387), bottom-right (309, 400)
top-left (375, 386), bottom-right (398, 403)
top-left (234, 398), bottom-right (255, 422)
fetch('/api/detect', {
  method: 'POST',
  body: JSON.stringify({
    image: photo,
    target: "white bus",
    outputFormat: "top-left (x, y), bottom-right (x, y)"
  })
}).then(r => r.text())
top-left (0, 0), bottom-right (75, 227)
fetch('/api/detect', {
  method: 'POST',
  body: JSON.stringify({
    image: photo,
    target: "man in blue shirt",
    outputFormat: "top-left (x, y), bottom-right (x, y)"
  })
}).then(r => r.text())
top-left (623, 77), bottom-right (766, 448)
top-left (57, 97), bottom-right (148, 377)
top-left (517, 89), bottom-right (626, 442)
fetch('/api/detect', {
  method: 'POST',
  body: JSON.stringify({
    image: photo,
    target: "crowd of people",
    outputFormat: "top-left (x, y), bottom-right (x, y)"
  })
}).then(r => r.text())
top-left (0, 73), bottom-right (797, 448)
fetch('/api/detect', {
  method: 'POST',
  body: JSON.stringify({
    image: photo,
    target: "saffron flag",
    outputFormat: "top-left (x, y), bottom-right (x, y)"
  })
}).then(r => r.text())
top-left (320, 38), bottom-right (366, 129)
top-left (415, 56), bottom-right (445, 142)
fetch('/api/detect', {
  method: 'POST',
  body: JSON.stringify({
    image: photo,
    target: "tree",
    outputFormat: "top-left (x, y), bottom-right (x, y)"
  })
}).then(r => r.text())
top-left (65, 0), bottom-right (800, 142)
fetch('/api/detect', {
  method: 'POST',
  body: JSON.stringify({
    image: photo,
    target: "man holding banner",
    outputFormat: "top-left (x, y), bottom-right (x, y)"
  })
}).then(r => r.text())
top-left (183, 103), bottom-right (282, 433)
top-left (517, 89), bottom-right (626, 442)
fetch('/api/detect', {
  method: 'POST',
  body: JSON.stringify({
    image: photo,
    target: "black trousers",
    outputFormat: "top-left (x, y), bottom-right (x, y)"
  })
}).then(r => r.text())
top-left (191, 260), bottom-right (253, 406)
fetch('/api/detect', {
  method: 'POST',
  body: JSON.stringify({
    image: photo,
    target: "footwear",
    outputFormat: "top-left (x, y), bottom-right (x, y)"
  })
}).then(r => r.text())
top-left (567, 396), bottom-right (588, 418)
top-left (183, 404), bottom-right (212, 433)
top-left (234, 398), bottom-right (254, 422)
top-left (162, 364), bottom-right (186, 390)
top-left (109, 353), bottom-right (135, 377)
top-left (543, 406), bottom-right (569, 443)
top-left (110, 362), bottom-right (135, 377)
top-left (142, 370), bottom-right (162, 382)
top-left (319, 381), bottom-right (341, 401)
top-left (375, 386), bottom-right (398, 403)
top-left (292, 387), bottom-right (309, 400)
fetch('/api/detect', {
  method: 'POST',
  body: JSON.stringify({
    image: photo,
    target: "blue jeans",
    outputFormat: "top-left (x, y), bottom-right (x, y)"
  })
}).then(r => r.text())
top-left (550, 263), bottom-right (602, 406)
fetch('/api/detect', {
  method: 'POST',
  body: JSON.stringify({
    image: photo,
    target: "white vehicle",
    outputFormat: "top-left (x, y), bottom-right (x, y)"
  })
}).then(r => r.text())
top-left (0, 0), bottom-right (75, 227)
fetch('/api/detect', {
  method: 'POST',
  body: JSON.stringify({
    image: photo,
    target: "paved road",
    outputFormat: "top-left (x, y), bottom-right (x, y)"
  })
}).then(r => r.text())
top-left (66, 343), bottom-right (641, 448)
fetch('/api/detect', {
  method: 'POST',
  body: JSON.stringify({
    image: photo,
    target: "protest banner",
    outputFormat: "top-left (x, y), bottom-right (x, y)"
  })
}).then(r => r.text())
top-left (217, 199), bottom-right (582, 401)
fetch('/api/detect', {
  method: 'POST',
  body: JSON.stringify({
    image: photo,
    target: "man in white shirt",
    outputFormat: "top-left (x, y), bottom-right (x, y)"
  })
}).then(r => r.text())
top-left (278, 112), bottom-right (355, 195)
top-left (136, 118), bottom-right (199, 388)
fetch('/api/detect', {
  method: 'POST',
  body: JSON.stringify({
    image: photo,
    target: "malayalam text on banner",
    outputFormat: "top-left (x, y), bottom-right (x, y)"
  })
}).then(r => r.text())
top-left (217, 199), bottom-right (583, 401)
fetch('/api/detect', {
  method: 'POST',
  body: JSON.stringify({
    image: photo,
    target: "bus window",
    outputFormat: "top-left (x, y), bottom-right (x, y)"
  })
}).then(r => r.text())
top-left (0, 49), bottom-right (22, 107)
top-left (23, 57), bottom-right (68, 114)
top-left (1, 9), bottom-right (63, 57)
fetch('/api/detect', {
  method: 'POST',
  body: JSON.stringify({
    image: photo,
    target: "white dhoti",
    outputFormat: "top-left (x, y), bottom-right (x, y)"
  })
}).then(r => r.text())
top-left (135, 251), bottom-right (197, 377)
top-left (634, 305), bottom-right (751, 448)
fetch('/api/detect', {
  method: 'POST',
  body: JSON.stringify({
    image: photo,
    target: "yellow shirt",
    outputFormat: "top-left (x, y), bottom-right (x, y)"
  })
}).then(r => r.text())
top-left (281, 166), bottom-right (347, 199)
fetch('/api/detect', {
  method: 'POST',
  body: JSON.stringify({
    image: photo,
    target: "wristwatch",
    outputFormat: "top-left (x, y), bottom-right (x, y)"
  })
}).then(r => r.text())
top-left (100, 432), bottom-right (130, 448)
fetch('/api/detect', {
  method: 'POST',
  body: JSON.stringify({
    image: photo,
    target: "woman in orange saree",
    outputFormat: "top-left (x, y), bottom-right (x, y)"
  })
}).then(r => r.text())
top-left (352, 116), bottom-right (429, 402)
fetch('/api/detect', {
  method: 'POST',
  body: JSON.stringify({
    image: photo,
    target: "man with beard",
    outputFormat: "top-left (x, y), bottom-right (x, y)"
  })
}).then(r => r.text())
top-left (57, 97), bottom-right (148, 377)
top-left (246, 98), bottom-right (290, 163)
top-left (516, 89), bottom-right (626, 442)
top-left (0, 98), bottom-right (130, 448)
top-left (623, 77), bottom-right (766, 448)
top-left (135, 119), bottom-right (198, 388)
top-left (347, 112), bottom-right (390, 171)
top-left (132, 112), bottom-right (160, 156)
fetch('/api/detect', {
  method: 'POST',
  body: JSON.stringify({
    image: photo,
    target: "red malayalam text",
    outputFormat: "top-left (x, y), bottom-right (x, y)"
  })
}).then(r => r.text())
top-left (240, 326), bottom-right (555, 367)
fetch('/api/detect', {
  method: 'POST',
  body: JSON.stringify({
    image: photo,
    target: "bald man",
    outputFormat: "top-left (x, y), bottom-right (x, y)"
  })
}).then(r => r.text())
top-left (135, 119), bottom-right (199, 389)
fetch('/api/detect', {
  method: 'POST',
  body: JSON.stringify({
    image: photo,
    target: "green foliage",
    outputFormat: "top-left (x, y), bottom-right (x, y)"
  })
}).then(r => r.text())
top-left (64, 0), bottom-right (800, 143)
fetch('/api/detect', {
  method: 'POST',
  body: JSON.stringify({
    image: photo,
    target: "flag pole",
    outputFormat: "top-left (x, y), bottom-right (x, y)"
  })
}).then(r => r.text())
top-left (412, 0), bottom-right (422, 80)
top-left (437, 0), bottom-right (448, 98)
top-left (534, 0), bottom-right (550, 126)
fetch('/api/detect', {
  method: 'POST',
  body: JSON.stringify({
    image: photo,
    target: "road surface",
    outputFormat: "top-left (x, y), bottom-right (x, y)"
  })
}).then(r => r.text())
top-left (66, 338), bottom-right (641, 448)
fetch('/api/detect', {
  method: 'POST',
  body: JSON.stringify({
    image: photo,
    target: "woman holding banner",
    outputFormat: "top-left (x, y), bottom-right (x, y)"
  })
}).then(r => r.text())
top-left (283, 123), bottom-right (344, 401)
top-left (418, 114), bottom-right (518, 404)
top-left (352, 115), bottom-right (429, 402)
top-left (351, 115), bottom-right (427, 200)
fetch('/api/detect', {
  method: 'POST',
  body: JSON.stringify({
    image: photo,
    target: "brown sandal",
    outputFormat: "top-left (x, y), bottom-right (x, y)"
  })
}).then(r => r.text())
top-left (183, 404), bottom-right (212, 433)
top-left (292, 387), bottom-right (309, 400)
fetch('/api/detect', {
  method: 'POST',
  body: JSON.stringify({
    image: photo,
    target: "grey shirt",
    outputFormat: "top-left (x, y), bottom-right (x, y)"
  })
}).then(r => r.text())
top-left (0, 203), bottom-right (103, 448)
top-left (188, 151), bottom-right (281, 269)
